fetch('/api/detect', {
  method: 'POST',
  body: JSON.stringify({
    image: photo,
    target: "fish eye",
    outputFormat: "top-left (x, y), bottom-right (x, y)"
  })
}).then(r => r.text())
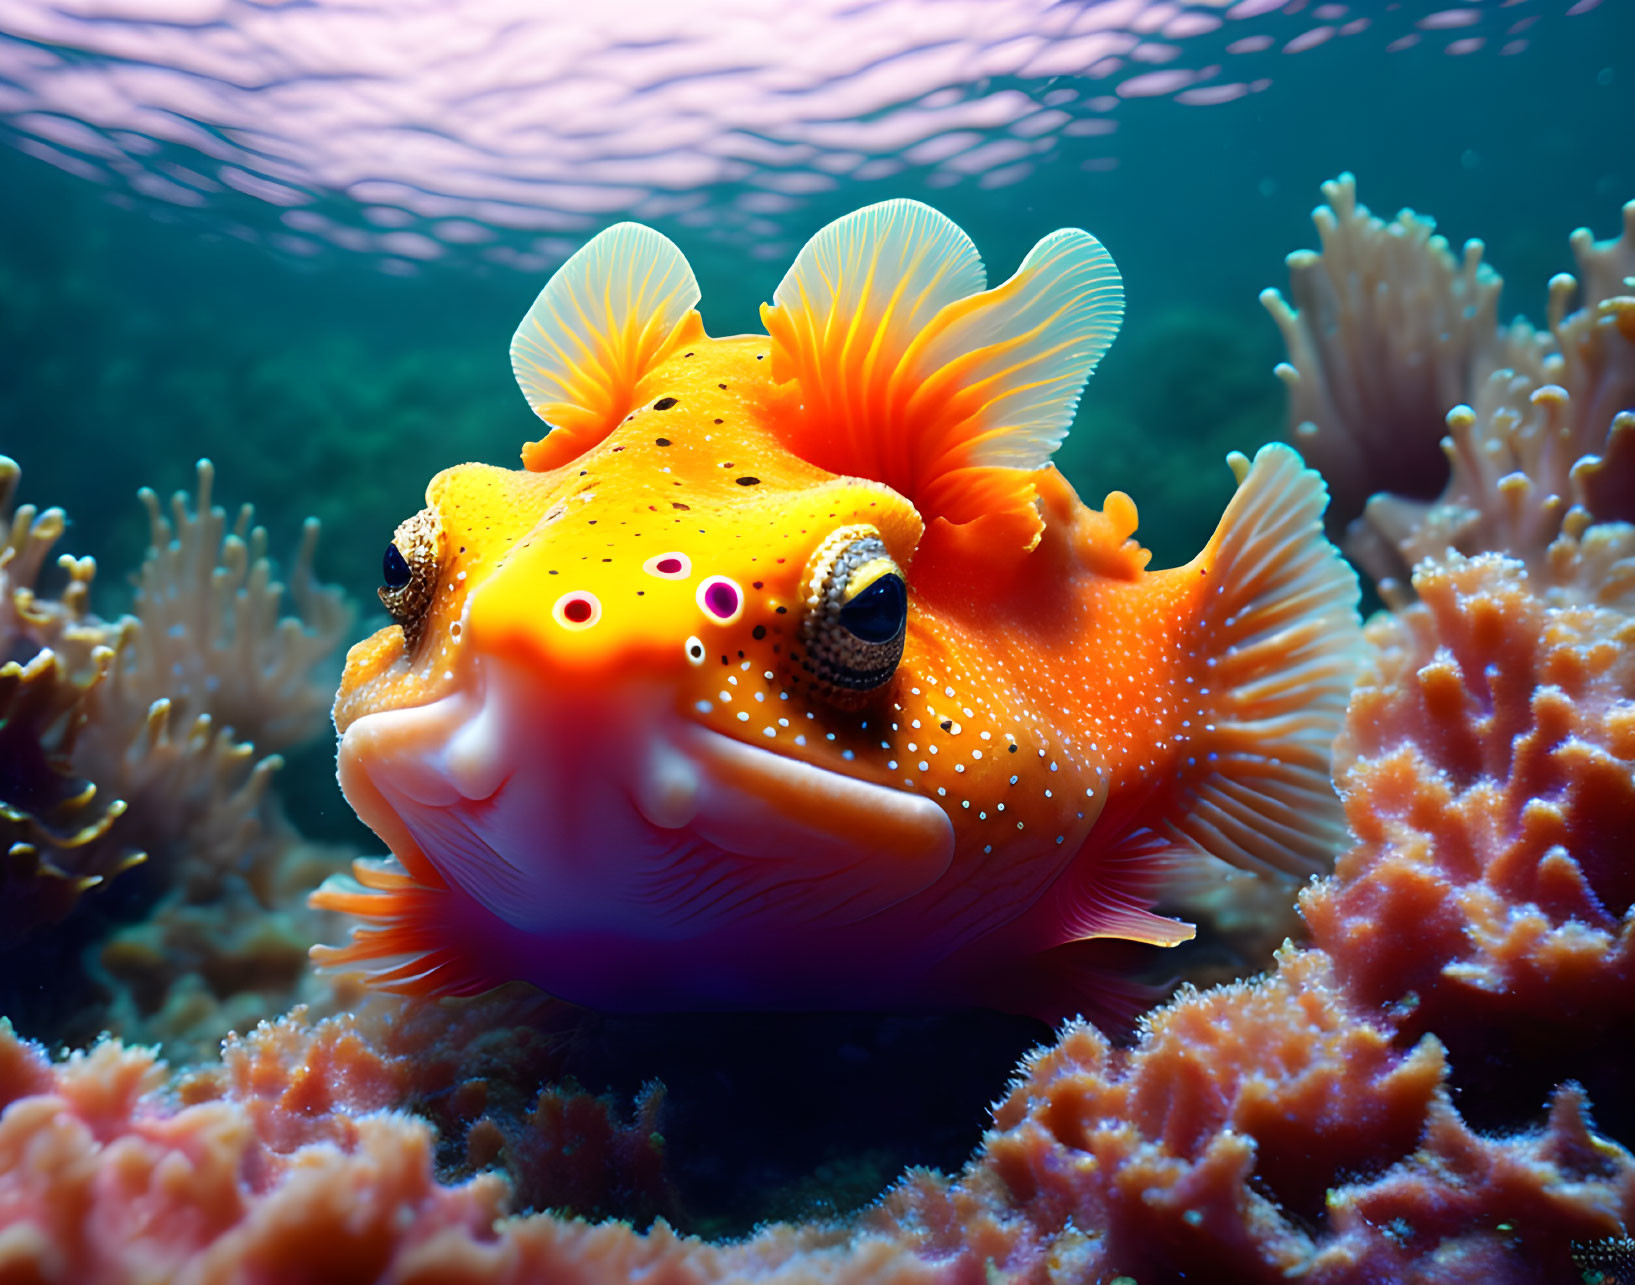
top-left (837, 571), bottom-right (906, 643)
top-left (800, 524), bottom-right (907, 701)
top-left (378, 507), bottom-right (442, 651)
top-left (382, 543), bottom-right (412, 589)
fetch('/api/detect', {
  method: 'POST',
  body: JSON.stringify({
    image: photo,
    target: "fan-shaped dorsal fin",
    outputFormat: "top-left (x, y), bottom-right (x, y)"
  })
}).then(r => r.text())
top-left (761, 200), bottom-right (1123, 551)
top-left (511, 222), bottom-right (703, 471)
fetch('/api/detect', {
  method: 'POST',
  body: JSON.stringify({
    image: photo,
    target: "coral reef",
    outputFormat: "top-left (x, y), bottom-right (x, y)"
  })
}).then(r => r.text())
top-left (3, 947), bottom-right (1628, 1284)
top-left (1305, 551), bottom-right (1635, 1134)
top-left (0, 455), bottom-right (351, 1048)
top-left (3, 178), bottom-right (1634, 1284)
top-left (1268, 173), bottom-right (1635, 1134)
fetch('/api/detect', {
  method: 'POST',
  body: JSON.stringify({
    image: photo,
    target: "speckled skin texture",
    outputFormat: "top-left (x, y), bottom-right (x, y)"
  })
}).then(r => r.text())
top-left (318, 319), bottom-right (1360, 1011)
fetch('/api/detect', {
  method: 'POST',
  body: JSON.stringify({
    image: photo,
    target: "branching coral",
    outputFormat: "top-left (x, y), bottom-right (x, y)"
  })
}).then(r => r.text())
top-left (1263, 178), bottom-right (1635, 1138)
top-left (4, 947), bottom-right (1629, 1285)
top-left (1302, 546), bottom-right (1635, 1137)
top-left (118, 461), bottom-right (351, 754)
top-left (0, 454), bottom-right (351, 1046)
top-left (1263, 174), bottom-right (1635, 601)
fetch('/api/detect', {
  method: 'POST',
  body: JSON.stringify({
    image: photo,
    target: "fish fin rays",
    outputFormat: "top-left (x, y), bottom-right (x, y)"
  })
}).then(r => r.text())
top-left (511, 222), bottom-right (703, 471)
top-left (1170, 442), bottom-right (1366, 879)
top-left (762, 200), bottom-right (1123, 549)
top-left (1047, 827), bottom-right (1197, 950)
top-left (309, 857), bottom-right (521, 997)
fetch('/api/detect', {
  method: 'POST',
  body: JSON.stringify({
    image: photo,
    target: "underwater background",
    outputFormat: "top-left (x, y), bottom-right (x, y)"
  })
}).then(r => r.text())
top-left (2, 2), bottom-right (1634, 1281)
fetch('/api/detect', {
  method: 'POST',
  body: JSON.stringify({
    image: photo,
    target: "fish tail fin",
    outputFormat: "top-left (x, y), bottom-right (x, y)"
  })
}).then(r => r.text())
top-left (309, 857), bottom-right (525, 998)
top-left (1168, 441), bottom-right (1365, 879)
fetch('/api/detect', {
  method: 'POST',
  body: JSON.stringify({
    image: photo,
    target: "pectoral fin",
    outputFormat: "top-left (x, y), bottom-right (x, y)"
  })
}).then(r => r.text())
top-left (762, 199), bottom-right (1123, 551)
top-left (511, 223), bottom-right (704, 471)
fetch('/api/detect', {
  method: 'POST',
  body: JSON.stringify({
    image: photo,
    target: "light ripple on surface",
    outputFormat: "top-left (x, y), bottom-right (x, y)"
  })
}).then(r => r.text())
top-left (0, 0), bottom-right (1577, 270)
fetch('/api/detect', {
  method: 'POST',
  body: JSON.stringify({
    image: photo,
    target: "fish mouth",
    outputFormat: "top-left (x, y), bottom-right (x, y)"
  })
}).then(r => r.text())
top-left (336, 657), bottom-right (955, 959)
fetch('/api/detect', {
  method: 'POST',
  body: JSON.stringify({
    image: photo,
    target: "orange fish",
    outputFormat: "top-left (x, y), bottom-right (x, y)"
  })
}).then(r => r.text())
top-left (313, 200), bottom-right (1363, 1014)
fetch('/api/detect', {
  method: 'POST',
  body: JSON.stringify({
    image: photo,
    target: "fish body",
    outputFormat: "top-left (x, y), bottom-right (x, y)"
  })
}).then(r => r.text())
top-left (315, 203), bottom-right (1363, 1012)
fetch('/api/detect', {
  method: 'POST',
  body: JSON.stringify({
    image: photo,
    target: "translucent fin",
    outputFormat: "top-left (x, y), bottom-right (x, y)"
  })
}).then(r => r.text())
top-left (762, 200), bottom-right (1123, 549)
top-left (310, 857), bottom-right (519, 998)
top-left (1166, 442), bottom-right (1366, 878)
top-left (510, 222), bottom-right (703, 471)
top-left (1041, 827), bottom-right (1196, 951)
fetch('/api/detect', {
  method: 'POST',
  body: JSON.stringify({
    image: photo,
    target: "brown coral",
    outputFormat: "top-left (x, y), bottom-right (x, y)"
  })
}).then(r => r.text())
top-left (0, 647), bottom-right (140, 945)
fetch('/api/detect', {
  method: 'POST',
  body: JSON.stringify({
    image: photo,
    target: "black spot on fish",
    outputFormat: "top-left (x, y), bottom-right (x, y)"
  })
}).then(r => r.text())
top-left (736, 477), bottom-right (760, 486)
top-left (654, 397), bottom-right (678, 410)
top-left (752, 625), bottom-right (766, 640)
top-left (940, 721), bottom-right (952, 731)
top-left (655, 437), bottom-right (671, 447)
top-left (1008, 743), bottom-right (1018, 753)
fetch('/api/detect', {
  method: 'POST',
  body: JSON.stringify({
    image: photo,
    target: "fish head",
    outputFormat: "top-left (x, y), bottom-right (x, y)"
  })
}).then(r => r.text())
top-left (330, 344), bottom-right (965, 1005)
top-left (324, 204), bottom-right (1141, 1007)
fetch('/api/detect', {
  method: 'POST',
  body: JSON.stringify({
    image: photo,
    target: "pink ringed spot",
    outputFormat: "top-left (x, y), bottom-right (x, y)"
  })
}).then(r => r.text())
top-left (696, 575), bottom-right (743, 625)
top-left (643, 551), bottom-right (692, 579)
top-left (552, 590), bottom-right (602, 630)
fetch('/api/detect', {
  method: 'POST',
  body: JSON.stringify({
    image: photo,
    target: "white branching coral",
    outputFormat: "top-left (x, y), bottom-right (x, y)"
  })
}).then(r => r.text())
top-left (120, 460), bottom-right (352, 753)
top-left (1263, 174), bottom-right (1635, 603)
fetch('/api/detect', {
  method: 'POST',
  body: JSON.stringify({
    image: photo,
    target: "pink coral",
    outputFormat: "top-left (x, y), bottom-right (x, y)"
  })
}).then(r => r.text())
top-left (5, 948), bottom-right (1630, 1284)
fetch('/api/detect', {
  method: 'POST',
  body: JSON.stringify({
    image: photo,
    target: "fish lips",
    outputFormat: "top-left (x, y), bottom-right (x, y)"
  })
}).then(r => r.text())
top-left (336, 657), bottom-right (956, 955)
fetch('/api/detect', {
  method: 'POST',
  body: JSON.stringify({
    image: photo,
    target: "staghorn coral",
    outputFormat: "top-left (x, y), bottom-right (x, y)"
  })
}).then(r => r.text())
top-left (1263, 174), bottom-right (1635, 600)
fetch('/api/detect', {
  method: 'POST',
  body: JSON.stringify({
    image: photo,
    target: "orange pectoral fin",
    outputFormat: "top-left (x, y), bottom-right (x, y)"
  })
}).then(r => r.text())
top-left (510, 223), bottom-right (705, 470)
top-left (761, 200), bottom-right (1123, 551)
